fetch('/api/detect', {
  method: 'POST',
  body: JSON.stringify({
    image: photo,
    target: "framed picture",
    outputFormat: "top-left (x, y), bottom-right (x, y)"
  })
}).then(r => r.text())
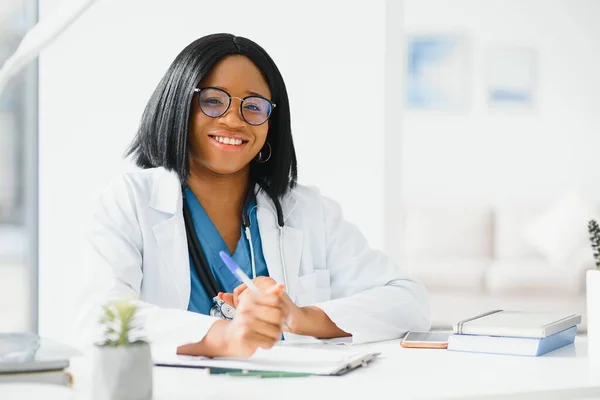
top-left (486, 46), bottom-right (536, 109)
top-left (406, 34), bottom-right (470, 110)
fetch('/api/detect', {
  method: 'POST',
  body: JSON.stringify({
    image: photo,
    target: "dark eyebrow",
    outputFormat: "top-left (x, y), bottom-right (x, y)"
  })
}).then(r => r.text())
top-left (248, 91), bottom-right (269, 99)
top-left (211, 86), bottom-right (270, 99)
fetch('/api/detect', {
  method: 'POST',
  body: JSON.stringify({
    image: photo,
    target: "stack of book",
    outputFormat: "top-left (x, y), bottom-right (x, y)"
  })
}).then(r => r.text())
top-left (0, 332), bottom-right (79, 386)
top-left (447, 310), bottom-right (581, 356)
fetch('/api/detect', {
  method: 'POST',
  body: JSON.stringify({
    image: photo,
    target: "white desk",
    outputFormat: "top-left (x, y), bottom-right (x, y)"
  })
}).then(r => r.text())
top-left (3, 336), bottom-right (600, 400)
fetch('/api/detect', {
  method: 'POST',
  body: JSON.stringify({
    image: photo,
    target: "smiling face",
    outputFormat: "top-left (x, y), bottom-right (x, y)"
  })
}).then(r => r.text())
top-left (188, 55), bottom-right (272, 177)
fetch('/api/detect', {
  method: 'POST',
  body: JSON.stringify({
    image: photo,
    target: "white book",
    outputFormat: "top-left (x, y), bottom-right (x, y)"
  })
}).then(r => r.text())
top-left (453, 310), bottom-right (581, 338)
top-left (0, 369), bottom-right (73, 386)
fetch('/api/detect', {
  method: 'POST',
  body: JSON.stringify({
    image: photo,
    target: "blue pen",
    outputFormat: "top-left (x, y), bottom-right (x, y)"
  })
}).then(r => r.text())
top-left (219, 250), bottom-right (261, 292)
top-left (219, 250), bottom-right (291, 330)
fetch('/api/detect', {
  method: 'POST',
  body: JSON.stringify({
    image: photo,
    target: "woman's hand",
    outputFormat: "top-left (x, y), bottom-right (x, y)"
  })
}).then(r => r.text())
top-left (219, 277), bottom-right (351, 339)
top-left (218, 277), bottom-right (307, 335)
top-left (177, 283), bottom-right (288, 358)
top-left (218, 277), bottom-right (286, 308)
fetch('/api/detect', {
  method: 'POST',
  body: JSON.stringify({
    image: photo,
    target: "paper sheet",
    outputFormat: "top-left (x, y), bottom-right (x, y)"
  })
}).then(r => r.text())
top-left (154, 344), bottom-right (375, 375)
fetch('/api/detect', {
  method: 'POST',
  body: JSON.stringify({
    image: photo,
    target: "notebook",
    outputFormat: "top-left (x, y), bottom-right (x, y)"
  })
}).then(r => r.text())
top-left (448, 325), bottom-right (577, 356)
top-left (0, 332), bottom-right (79, 374)
top-left (453, 310), bottom-right (581, 338)
top-left (154, 345), bottom-right (379, 376)
top-left (0, 369), bottom-right (74, 386)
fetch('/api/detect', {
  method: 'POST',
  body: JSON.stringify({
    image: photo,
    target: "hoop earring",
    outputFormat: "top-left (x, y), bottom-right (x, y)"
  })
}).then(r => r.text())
top-left (255, 142), bottom-right (272, 163)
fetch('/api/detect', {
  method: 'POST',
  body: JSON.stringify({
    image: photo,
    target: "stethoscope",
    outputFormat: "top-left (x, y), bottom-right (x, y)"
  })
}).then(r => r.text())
top-left (182, 185), bottom-right (288, 320)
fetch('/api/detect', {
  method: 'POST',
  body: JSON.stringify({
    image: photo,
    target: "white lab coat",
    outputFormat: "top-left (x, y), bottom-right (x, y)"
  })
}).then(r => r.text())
top-left (76, 166), bottom-right (430, 350)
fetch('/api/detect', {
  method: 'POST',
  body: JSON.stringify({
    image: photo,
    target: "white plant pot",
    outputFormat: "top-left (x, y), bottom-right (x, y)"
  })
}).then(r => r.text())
top-left (587, 269), bottom-right (600, 363)
top-left (92, 343), bottom-right (153, 400)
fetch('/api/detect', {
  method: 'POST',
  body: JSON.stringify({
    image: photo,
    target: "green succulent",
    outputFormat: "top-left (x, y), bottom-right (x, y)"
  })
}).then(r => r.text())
top-left (98, 299), bottom-right (147, 346)
top-left (589, 220), bottom-right (600, 269)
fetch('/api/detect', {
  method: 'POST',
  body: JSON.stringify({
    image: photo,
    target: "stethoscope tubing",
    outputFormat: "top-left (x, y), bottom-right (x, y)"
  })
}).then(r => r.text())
top-left (183, 186), bottom-right (289, 300)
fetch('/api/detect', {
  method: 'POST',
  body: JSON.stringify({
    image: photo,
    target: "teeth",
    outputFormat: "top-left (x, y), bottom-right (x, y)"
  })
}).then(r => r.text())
top-left (213, 136), bottom-right (243, 146)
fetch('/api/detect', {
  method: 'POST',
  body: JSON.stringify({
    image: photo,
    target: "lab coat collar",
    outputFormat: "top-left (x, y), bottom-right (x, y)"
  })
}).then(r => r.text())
top-left (149, 168), bottom-right (182, 215)
top-left (147, 167), bottom-right (302, 306)
top-left (148, 167), bottom-right (298, 220)
top-left (255, 186), bottom-right (298, 225)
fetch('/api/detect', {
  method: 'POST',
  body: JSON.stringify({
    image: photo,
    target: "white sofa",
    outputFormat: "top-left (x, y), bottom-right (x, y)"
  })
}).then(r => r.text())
top-left (397, 194), bottom-right (597, 331)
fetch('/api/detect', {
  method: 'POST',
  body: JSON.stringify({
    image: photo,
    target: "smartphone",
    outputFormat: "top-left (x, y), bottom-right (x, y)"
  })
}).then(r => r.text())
top-left (400, 331), bottom-right (451, 349)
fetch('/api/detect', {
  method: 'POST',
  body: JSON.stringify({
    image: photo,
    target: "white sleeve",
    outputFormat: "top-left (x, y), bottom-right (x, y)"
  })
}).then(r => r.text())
top-left (73, 175), bottom-right (217, 353)
top-left (313, 194), bottom-right (431, 344)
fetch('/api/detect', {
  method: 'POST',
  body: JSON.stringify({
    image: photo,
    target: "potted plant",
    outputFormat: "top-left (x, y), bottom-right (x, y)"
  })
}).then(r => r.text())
top-left (92, 298), bottom-right (153, 400)
top-left (588, 220), bottom-right (600, 360)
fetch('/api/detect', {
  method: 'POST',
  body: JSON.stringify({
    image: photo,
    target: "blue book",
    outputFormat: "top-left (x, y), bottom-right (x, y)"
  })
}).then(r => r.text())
top-left (447, 325), bottom-right (577, 356)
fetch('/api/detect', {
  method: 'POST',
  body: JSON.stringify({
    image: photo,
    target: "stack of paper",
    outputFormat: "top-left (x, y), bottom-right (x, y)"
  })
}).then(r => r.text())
top-left (154, 344), bottom-right (379, 376)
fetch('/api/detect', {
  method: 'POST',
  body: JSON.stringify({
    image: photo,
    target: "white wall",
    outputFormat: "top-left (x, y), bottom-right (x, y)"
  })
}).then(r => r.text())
top-left (38, 0), bottom-right (387, 341)
top-left (401, 0), bottom-right (600, 206)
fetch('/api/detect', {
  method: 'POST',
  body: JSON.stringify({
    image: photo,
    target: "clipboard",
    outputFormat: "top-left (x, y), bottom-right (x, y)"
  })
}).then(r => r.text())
top-left (153, 345), bottom-right (380, 376)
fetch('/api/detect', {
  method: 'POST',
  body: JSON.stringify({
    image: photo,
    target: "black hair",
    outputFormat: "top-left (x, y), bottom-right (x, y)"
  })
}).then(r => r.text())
top-left (126, 33), bottom-right (297, 200)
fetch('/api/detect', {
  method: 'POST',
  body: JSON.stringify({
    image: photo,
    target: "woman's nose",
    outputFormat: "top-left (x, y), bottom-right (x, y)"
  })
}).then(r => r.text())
top-left (219, 98), bottom-right (246, 127)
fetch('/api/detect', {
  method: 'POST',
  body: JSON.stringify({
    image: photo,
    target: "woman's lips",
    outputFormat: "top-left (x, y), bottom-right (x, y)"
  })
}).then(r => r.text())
top-left (208, 135), bottom-right (248, 152)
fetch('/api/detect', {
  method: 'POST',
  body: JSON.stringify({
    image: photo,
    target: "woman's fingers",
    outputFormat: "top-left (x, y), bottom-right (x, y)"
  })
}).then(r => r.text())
top-left (251, 303), bottom-right (286, 326)
top-left (255, 278), bottom-right (279, 293)
top-left (266, 283), bottom-right (284, 295)
top-left (234, 277), bottom-right (277, 297)
top-left (219, 292), bottom-right (235, 307)
top-left (238, 288), bottom-right (284, 311)
top-left (242, 318), bottom-right (283, 342)
top-left (225, 278), bottom-right (282, 308)
top-left (236, 287), bottom-right (287, 324)
top-left (233, 284), bottom-right (247, 296)
top-left (233, 284), bottom-right (248, 307)
top-left (176, 341), bottom-right (201, 356)
top-left (226, 291), bottom-right (285, 356)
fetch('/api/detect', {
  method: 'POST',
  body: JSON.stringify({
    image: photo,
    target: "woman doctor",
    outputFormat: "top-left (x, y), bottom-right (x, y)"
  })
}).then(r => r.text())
top-left (78, 33), bottom-right (430, 358)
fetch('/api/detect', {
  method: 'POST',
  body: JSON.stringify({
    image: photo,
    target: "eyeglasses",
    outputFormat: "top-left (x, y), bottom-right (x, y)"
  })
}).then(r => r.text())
top-left (193, 87), bottom-right (276, 126)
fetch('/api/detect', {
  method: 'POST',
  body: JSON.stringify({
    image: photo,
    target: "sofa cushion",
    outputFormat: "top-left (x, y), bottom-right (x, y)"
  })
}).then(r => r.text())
top-left (400, 206), bottom-right (492, 258)
top-left (494, 205), bottom-right (544, 260)
top-left (522, 192), bottom-right (598, 267)
top-left (400, 257), bottom-right (488, 293)
top-left (485, 259), bottom-right (584, 295)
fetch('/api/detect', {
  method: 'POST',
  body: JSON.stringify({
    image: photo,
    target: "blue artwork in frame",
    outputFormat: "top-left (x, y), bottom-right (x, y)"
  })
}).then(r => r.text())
top-left (406, 35), bottom-right (469, 110)
top-left (486, 46), bottom-right (536, 108)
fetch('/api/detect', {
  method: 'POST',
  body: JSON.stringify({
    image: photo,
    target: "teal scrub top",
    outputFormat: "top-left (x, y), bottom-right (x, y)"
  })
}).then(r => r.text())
top-left (184, 187), bottom-right (269, 315)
